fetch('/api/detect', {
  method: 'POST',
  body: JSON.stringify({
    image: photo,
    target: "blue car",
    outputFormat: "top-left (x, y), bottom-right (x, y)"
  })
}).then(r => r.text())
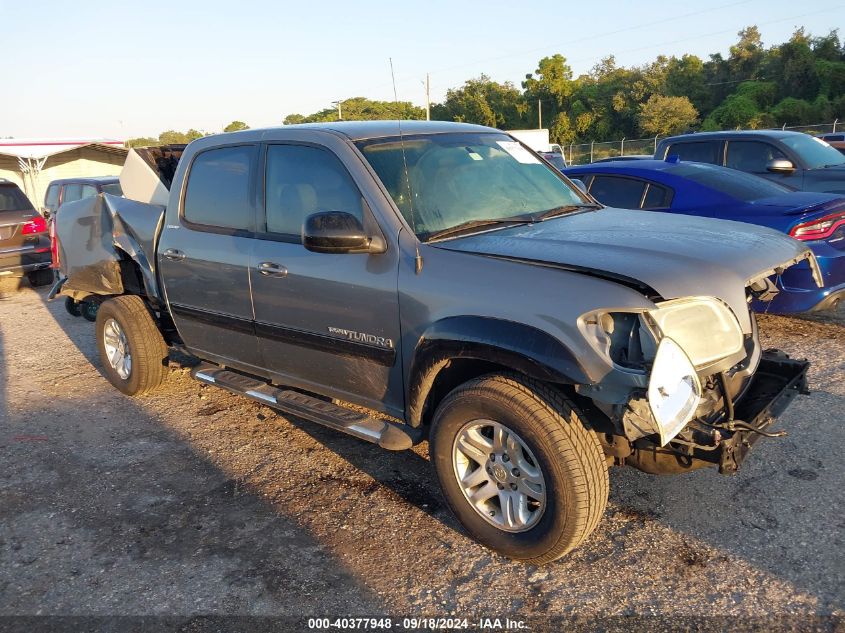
top-left (564, 159), bottom-right (845, 313)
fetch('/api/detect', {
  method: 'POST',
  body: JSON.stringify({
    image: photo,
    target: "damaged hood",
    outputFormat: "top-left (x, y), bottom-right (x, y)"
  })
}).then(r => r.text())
top-left (435, 208), bottom-right (818, 333)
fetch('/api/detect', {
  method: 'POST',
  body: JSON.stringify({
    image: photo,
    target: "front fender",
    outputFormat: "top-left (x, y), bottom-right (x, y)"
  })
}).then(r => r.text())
top-left (406, 316), bottom-right (591, 426)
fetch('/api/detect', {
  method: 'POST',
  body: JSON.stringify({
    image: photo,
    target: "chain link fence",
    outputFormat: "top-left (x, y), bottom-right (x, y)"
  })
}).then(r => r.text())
top-left (564, 120), bottom-right (842, 165)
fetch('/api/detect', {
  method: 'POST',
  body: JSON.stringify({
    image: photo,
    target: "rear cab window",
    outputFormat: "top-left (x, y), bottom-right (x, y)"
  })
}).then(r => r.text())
top-left (587, 175), bottom-right (672, 210)
top-left (182, 145), bottom-right (259, 232)
top-left (665, 141), bottom-right (722, 165)
top-left (44, 184), bottom-right (60, 212)
top-left (588, 175), bottom-right (646, 209)
top-left (62, 184), bottom-right (83, 204)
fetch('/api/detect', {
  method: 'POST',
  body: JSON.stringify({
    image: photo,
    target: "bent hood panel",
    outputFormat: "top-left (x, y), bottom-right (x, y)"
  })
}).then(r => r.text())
top-left (437, 208), bottom-right (815, 333)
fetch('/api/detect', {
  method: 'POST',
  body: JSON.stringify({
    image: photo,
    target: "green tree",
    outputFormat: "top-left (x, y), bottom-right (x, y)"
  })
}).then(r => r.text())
top-left (126, 137), bottom-right (159, 148)
top-left (284, 97), bottom-right (425, 124)
top-left (728, 26), bottom-right (765, 81)
top-left (638, 95), bottom-right (699, 136)
top-left (770, 97), bottom-right (815, 126)
top-left (703, 94), bottom-right (764, 129)
top-left (432, 76), bottom-right (527, 129)
top-left (223, 120), bottom-right (249, 132)
top-left (663, 55), bottom-right (708, 110)
top-left (780, 29), bottom-right (821, 100)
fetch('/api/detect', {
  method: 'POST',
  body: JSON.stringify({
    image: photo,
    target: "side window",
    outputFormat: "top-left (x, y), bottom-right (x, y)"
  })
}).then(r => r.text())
top-left (80, 185), bottom-right (98, 199)
top-left (183, 145), bottom-right (257, 230)
top-left (667, 141), bottom-right (720, 165)
top-left (264, 144), bottom-right (363, 237)
top-left (44, 184), bottom-right (59, 211)
top-left (642, 183), bottom-right (672, 209)
top-left (726, 141), bottom-right (787, 173)
top-left (62, 184), bottom-right (82, 203)
top-left (588, 175), bottom-right (646, 209)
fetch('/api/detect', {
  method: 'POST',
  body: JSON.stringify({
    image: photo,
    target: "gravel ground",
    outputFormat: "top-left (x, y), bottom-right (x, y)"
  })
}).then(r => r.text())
top-left (1, 287), bottom-right (843, 630)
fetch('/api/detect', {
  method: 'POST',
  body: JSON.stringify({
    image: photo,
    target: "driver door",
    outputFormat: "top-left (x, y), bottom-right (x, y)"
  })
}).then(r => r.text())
top-left (249, 142), bottom-right (403, 416)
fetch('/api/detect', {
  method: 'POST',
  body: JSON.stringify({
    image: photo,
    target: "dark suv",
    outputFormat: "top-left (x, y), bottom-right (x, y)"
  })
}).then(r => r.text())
top-left (655, 130), bottom-right (845, 194)
top-left (43, 176), bottom-right (122, 217)
top-left (0, 179), bottom-right (52, 295)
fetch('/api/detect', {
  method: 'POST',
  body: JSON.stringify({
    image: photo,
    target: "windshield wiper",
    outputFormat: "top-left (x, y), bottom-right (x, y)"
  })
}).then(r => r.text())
top-left (534, 203), bottom-right (601, 221)
top-left (424, 216), bottom-right (534, 242)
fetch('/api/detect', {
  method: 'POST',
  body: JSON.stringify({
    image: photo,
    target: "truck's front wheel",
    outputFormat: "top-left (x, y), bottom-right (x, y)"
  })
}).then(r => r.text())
top-left (430, 374), bottom-right (608, 564)
top-left (95, 295), bottom-right (168, 396)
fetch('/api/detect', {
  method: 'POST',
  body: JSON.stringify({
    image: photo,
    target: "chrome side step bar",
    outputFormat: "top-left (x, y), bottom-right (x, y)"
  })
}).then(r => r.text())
top-left (192, 364), bottom-right (421, 450)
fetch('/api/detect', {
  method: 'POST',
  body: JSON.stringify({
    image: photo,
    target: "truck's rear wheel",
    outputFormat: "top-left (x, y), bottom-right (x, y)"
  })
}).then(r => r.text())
top-left (430, 374), bottom-right (608, 564)
top-left (95, 295), bottom-right (168, 396)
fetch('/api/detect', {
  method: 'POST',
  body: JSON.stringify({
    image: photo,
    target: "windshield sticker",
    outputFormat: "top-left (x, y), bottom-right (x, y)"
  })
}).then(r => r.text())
top-left (497, 141), bottom-right (541, 164)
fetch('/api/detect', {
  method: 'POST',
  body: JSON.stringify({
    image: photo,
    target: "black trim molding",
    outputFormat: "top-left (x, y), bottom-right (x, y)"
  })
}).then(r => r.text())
top-left (169, 303), bottom-right (395, 366)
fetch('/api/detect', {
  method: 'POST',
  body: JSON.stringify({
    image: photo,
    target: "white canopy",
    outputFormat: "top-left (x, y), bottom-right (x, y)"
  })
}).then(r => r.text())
top-left (0, 139), bottom-right (125, 159)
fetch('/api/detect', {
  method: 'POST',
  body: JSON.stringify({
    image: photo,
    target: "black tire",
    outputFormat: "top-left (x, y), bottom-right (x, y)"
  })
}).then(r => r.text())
top-left (28, 268), bottom-right (54, 287)
top-left (64, 296), bottom-right (82, 317)
top-left (95, 295), bottom-right (168, 396)
top-left (430, 374), bottom-right (609, 564)
top-left (81, 300), bottom-right (99, 322)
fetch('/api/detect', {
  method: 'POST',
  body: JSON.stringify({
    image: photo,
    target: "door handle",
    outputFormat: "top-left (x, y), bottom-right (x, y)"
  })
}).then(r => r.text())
top-left (163, 248), bottom-right (186, 261)
top-left (257, 261), bottom-right (288, 277)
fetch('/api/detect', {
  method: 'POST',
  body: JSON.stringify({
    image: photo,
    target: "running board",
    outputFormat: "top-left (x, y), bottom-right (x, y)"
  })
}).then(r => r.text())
top-left (191, 364), bottom-right (421, 450)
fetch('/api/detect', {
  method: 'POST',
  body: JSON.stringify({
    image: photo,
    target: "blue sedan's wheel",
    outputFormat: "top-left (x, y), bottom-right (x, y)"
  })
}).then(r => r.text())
top-left (65, 297), bottom-right (82, 317)
top-left (81, 300), bottom-right (99, 322)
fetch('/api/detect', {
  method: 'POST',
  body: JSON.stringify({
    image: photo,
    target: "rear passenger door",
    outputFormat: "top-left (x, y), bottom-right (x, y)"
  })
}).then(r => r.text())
top-left (249, 142), bottom-right (403, 416)
top-left (158, 143), bottom-right (263, 369)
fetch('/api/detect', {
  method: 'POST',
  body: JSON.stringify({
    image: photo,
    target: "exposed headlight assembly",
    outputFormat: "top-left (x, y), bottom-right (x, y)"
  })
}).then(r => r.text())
top-left (647, 337), bottom-right (702, 445)
top-left (580, 296), bottom-right (744, 446)
top-left (579, 297), bottom-right (744, 373)
top-left (647, 297), bottom-right (744, 370)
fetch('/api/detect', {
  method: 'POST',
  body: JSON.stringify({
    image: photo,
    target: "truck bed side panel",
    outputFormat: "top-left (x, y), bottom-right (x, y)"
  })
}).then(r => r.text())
top-left (56, 194), bottom-right (164, 301)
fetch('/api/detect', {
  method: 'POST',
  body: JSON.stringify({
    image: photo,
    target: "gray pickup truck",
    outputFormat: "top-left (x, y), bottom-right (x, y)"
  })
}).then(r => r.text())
top-left (53, 121), bottom-right (819, 564)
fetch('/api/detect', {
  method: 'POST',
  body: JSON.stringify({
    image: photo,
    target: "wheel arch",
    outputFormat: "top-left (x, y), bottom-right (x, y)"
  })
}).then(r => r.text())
top-left (406, 316), bottom-right (591, 428)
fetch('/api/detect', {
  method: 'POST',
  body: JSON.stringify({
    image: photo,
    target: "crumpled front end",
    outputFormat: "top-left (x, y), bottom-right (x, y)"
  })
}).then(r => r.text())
top-left (577, 255), bottom-right (816, 475)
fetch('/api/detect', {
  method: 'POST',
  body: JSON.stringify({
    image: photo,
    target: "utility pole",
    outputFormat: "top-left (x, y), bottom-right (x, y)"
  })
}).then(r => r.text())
top-left (425, 73), bottom-right (431, 121)
top-left (332, 100), bottom-right (343, 121)
top-left (538, 99), bottom-right (542, 129)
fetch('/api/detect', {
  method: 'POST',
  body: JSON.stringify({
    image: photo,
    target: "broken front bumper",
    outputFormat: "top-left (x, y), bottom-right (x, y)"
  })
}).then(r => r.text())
top-left (716, 351), bottom-right (809, 474)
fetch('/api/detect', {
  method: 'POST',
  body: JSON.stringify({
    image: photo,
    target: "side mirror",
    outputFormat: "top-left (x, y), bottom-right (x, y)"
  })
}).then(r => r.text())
top-left (766, 158), bottom-right (795, 174)
top-left (302, 211), bottom-right (385, 254)
top-left (570, 178), bottom-right (588, 193)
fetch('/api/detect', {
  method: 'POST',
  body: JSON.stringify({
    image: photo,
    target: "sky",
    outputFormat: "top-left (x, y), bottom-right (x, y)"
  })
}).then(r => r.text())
top-left (1, 0), bottom-right (841, 140)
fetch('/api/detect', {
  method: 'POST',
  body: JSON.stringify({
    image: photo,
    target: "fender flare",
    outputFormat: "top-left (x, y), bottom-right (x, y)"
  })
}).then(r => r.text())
top-left (406, 316), bottom-right (591, 427)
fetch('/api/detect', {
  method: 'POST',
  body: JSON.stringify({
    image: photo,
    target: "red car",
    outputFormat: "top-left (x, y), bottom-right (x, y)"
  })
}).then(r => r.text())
top-left (0, 179), bottom-right (52, 296)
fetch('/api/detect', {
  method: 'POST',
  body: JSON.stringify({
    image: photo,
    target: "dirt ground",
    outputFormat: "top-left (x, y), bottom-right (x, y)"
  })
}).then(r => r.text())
top-left (1, 286), bottom-right (843, 631)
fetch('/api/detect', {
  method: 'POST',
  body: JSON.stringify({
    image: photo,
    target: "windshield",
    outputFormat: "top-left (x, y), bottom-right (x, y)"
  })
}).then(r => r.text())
top-left (357, 132), bottom-right (586, 239)
top-left (101, 183), bottom-right (123, 196)
top-left (780, 134), bottom-right (845, 169)
top-left (0, 184), bottom-right (34, 211)
top-left (670, 163), bottom-right (792, 202)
